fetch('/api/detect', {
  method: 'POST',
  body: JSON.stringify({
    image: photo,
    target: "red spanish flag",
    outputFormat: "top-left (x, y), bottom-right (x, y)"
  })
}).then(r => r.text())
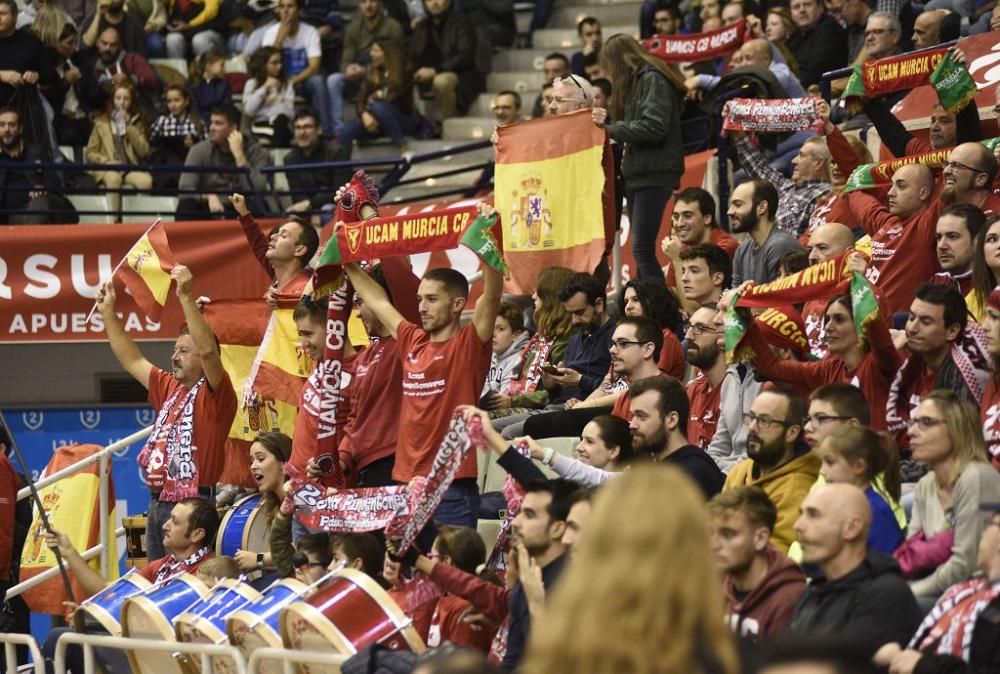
top-left (495, 110), bottom-right (615, 294)
top-left (113, 220), bottom-right (177, 321)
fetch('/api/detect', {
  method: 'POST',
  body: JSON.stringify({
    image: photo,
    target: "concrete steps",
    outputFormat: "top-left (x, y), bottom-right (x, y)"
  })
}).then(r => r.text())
top-left (486, 70), bottom-right (548, 93)
top-left (530, 24), bottom-right (634, 48)
top-left (549, 2), bottom-right (641, 27)
top-left (442, 116), bottom-right (498, 141)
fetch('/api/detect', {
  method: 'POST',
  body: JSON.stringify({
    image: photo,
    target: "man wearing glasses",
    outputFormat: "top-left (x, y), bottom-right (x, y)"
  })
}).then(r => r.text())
top-left (546, 74), bottom-right (594, 117)
top-left (684, 305), bottom-right (727, 452)
top-left (723, 386), bottom-right (820, 553)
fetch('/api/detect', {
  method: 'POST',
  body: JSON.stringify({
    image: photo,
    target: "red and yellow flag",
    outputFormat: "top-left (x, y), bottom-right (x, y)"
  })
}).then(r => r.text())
top-left (495, 110), bottom-right (615, 294)
top-left (114, 220), bottom-right (176, 321)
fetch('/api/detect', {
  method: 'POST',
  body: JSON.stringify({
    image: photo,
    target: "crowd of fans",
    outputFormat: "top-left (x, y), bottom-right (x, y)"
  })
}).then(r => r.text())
top-left (6, 0), bottom-right (1000, 671)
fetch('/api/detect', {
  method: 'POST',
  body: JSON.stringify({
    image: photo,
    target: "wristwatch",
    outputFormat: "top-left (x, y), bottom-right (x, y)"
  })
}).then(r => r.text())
top-left (256, 552), bottom-right (265, 570)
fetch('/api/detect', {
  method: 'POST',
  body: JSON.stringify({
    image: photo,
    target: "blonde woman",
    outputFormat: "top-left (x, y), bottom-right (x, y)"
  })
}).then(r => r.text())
top-left (84, 80), bottom-right (152, 213)
top-left (521, 464), bottom-right (740, 674)
top-left (907, 390), bottom-right (1000, 607)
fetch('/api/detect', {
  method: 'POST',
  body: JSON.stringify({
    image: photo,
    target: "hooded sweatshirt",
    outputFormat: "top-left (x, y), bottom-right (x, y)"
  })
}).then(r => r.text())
top-left (725, 545), bottom-right (806, 643)
top-left (724, 447), bottom-right (820, 554)
top-left (788, 551), bottom-right (922, 656)
top-left (707, 363), bottom-right (763, 474)
top-left (482, 331), bottom-right (531, 397)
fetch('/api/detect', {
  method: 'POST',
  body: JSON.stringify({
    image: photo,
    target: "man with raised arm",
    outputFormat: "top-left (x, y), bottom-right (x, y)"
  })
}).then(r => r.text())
top-left (342, 202), bottom-right (504, 528)
top-left (96, 267), bottom-right (236, 560)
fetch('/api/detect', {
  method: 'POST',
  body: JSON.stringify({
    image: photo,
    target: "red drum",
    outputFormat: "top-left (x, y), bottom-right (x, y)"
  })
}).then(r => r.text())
top-left (281, 569), bottom-right (425, 674)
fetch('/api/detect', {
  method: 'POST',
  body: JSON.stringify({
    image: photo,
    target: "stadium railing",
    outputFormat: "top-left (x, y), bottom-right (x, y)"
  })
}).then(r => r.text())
top-left (0, 633), bottom-right (44, 674)
top-left (53, 632), bottom-right (247, 674)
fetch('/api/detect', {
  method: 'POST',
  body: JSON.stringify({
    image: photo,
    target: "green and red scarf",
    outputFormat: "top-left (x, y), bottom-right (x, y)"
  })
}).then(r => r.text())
top-left (843, 48), bottom-right (976, 114)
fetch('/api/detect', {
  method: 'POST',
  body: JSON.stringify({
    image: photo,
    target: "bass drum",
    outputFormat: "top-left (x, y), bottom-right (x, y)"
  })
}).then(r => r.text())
top-left (74, 570), bottom-right (151, 636)
top-left (122, 573), bottom-right (209, 674)
top-left (175, 579), bottom-right (261, 674)
top-left (228, 579), bottom-right (309, 674)
top-left (217, 494), bottom-right (267, 578)
top-left (282, 569), bottom-right (425, 674)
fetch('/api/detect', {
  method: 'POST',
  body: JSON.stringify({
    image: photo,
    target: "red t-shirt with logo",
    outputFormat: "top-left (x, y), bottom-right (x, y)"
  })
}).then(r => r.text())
top-left (394, 321), bottom-right (491, 482)
top-left (0, 454), bottom-right (17, 581)
top-left (659, 329), bottom-right (686, 379)
top-left (687, 375), bottom-right (721, 451)
top-left (664, 228), bottom-right (739, 288)
top-left (147, 368), bottom-right (237, 489)
top-left (341, 338), bottom-right (403, 472)
top-left (801, 193), bottom-right (858, 246)
top-left (290, 353), bottom-right (358, 486)
top-left (980, 377), bottom-right (1000, 470)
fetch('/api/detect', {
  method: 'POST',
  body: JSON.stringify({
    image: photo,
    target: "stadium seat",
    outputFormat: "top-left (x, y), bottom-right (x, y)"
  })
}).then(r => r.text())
top-left (224, 56), bottom-right (248, 73)
top-left (150, 58), bottom-right (188, 82)
top-left (121, 195), bottom-right (178, 223)
top-left (67, 194), bottom-right (114, 224)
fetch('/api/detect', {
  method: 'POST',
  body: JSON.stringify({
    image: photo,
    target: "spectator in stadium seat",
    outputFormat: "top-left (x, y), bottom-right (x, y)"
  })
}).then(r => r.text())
top-left (593, 34), bottom-right (685, 282)
top-left (81, 0), bottom-right (147, 56)
top-left (161, 0), bottom-right (224, 58)
top-left (36, 13), bottom-right (91, 147)
top-left (862, 94), bottom-right (980, 162)
top-left (261, 0), bottom-right (332, 136)
top-left (619, 277), bottom-right (685, 374)
top-left (78, 25), bottom-right (158, 115)
top-left (327, 0), bottom-right (404, 137)
top-left (482, 301), bottom-right (530, 402)
top-left (530, 53), bottom-right (570, 118)
top-left (545, 74), bottom-right (593, 117)
top-left (764, 7), bottom-right (799, 77)
top-left (942, 142), bottom-right (1000, 214)
top-left (647, 4), bottom-right (680, 38)
top-left (875, 504), bottom-right (1000, 674)
top-left (911, 8), bottom-right (949, 48)
top-left (840, 0), bottom-right (871, 63)
top-left (709, 487), bottom-right (807, 644)
top-left (409, 0), bottom-right (480, 124)
top-left (677, 243), bottom-right (731, 315)
top-left (0, 107), bottom-right (76, 224)
top-left (190, 49), bottom-right (233, 125)
top-left (802, 222), bottom-right (855, 358)
top-left (934, 204), bottom-right (986, 303)
top-left (491, 90), bottom-right (521, 126)
top-left (982, 286), bottom-right (1000, 469)
top-left (338, 39), bottom-right (420, 153)
top-left (728, 179), bottom-right (804, 285)
top-left (571, 17), bottom-right (601, 77)
top-left (723, 387), bottom-right (820, 553)
top-left (85, 80), bottom-right (152, 213)
top-left (728, 119), bottom-right (832, 237)
top-left (149, 83), bottom-right (202, 189)
top-left (661, 187), bottom-right (738, 301)
top-left (860, 11), bottom-right (901, 62)
top-left (243, 46), bottom-right (295, 147)
top-left (685, 305), bottom-right (727, 452)
top-left (283, 108), bottom-right (351, 214)
top-left (175, 104), bottom-right (271, 221)
top-left (0, 0), bottom-right (58, 110)
top-left (788, 483), bottom-right (922, 655)
top-left (627, 375), bottom-right (725, 498)
top-left (786, 0), bottom-right (847, 89)
top-left (534, 81), bottom-right (555, 119)
top-left (738, 38), bottom-right (806, 98)
top-left (905, 390), bottom-right (1000, 608)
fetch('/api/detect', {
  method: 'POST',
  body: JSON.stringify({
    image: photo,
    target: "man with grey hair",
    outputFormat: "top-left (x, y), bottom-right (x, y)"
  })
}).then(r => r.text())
top-left (863, 11), bottom-right (901, 60)
top-left (547, 74), bottom-right (594, 116)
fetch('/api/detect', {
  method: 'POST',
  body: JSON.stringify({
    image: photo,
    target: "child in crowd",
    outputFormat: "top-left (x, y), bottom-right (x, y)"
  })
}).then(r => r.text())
top-left (481, 302), bottom-right (530, 406)
top-left (84, 81), bottom-right (152, 213)
top-left (149, 84), bottom-right (202, 189)
top-left (196, 555), bottom-right (242, 587)
top-left (815, 425), bottom-right (904, 555)
top-left (190, 50), bottom-right (233, 122)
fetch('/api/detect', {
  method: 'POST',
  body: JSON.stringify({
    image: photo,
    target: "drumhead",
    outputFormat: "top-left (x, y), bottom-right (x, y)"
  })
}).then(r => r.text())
top-left (74, 573), bottom-right (152, 637)
top-left (217, 494), bottom-right (267, 558)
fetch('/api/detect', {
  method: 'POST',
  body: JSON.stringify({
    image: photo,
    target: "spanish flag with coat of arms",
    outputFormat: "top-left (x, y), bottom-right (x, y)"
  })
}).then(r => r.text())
top-left (495, 109), bottom-right (616, 294)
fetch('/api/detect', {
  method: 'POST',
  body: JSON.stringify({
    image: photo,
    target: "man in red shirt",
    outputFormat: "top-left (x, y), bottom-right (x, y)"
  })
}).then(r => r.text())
top-left (803, 222), bottom-right (854, 358)
top-left (343, 204), bottom-right (504, 527)
top-left (981, 288), bottom-right (1000, 470)
top-left (97, 267), bottom-right (236, 560)
top-left (934, 204), bottom-right (985, 299)
top-left (232, 192), bottom-right (318, 298)
top-left (685, 305), bottom-right (726, 451)
top-left (708, 486), bottom-right (806, 643)
top-left (661, 187), bottom-right (738, 297)
top-left (941, 142), bottom-right (1000, 215)
top-left (678, 243), bottom-right (731, 316)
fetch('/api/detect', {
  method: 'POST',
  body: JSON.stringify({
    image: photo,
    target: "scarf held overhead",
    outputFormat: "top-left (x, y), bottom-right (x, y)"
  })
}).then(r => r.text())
top-left (291, 480), bottom-right (411, 531)
top-left (843, 137), bottom-right (1000, 192)
top-left (721, 98), bottom-right (825, 136)
top-left (843, 48), bottom-right (976, 113)
top-left (642, 20), bottom-right (747, 63)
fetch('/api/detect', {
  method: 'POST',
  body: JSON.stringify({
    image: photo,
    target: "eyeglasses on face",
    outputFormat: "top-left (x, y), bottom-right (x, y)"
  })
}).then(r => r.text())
top-left (685, 323), bottom-right (718, 336)
top-left (610, 339), bottom-right (646, 350)
top-left (942, 160), bottom-right (985, 174)
top-left (743, 412), bottom-right (795, 431)
top-left (907, 416), bottom-right (945, 430)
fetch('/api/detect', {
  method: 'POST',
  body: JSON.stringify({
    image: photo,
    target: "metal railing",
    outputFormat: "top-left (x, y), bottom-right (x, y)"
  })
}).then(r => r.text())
top-left (5, 426), bottom-right (153, 600)
top-left (247, 648), bottom-right (349, 674)
top-left (53, 632), bottom-right (247, 674)
top-left (0, 633), bottom-right (44, 674)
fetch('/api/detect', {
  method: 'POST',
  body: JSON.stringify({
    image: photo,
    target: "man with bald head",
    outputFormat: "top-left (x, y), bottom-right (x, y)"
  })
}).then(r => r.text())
top-left (787, 484), bottom-right (921, 655)
top-left (848, 162), bottom-right (938, 314)
top-left (690, 39), bottom-right (806, 98)
top-left (803, 222), bottom-right (855, 358)
top-left (912, 9), bottom-right (948, 49)
top-left (942, 141), bottom-right (1000, 213)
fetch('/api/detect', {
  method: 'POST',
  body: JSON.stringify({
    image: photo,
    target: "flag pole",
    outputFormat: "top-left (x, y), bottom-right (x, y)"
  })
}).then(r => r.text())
top-left (84, 218), bottom-right (163, 323)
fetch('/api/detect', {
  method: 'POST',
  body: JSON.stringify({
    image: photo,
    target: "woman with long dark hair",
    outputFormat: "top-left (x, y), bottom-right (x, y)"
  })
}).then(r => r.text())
top-left (244, 46), bottom-right (295, 147)
top-left (594, 34), bottom-right (685, 282)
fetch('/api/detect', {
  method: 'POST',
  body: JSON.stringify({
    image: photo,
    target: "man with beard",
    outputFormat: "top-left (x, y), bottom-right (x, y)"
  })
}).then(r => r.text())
top-left (81, 0), bottom-right (147, 55)
top-left (0, 107), bottom-right (74, 224)
top-left (723, 387), bottom-right (820, 553)
top-left (79, 25), bottom-right (158, 114)
top-left (803, 222), bottom-right (854, 358)
top-left (628, 375), bottom-right (724, 498)
top-left (95, 268), bottom-right (236, 560)
top-left (940, 142), bottom-right (1000, 214)
top-left (933, 203), bottom-right (985, 301)
top-left (788, 484), bottom-right (921, 654)
top-left (708, 487), bottom-right (806, 643)
top-left (660, 187), bottom-right (738, 300)
top-left (729, 179), bottom-right (804, 286)
top-left (685, 305), bottom-right (726, 451)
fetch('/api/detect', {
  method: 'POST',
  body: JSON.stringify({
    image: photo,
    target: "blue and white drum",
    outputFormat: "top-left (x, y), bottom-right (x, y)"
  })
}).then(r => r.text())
top-left (217, 494), bottom-right (267, 558)
top-left (176, 579), bottom-right (261, 674)
top-left (74, 569), bottom-right (151, 636)
top-left (228, 578), bottom-right (308, 674)
top-left (122, 573), bottom-right (209, 674)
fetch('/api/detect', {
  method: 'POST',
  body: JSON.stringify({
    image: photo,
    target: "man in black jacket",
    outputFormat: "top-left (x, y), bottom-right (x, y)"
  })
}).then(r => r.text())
top-left (409, 0), bottom-right (481, 123)
top-left (786, 0), bottom-right (847, 89)
top-left (284, 109), bottom-right (351, 215)
top-left (788, 483), bottom-right (922, 655)
top-left (0, 107), bottom-right (76, 224)
top-left (873, 505), bottom-right (1000, 674)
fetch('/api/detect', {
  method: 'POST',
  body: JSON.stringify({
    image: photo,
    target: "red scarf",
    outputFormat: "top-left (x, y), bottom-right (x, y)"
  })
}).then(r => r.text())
top-left (138, 379), bottom-right (204, 500)
top-left (506, 335), bottom-right (554, 397)
top-left (153, 545), bottom-right (210, 584)
top-left (911, 577), bottom-right (1000, 660)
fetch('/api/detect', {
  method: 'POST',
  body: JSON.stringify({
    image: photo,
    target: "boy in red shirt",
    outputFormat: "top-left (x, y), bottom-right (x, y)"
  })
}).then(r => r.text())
top-left (343, 203), bottom-right (504, 528)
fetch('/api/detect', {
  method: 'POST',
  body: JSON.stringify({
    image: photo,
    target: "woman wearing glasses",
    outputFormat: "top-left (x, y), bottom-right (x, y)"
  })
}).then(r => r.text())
top-left (592, 33), bottom-right (685, 283)
top-left (906, 390), bottom-right (1000, 610)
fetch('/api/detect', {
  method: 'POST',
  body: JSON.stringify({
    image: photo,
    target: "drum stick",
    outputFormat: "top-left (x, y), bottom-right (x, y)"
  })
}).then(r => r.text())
top-left (0, 410), bottom-right (77, 605)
